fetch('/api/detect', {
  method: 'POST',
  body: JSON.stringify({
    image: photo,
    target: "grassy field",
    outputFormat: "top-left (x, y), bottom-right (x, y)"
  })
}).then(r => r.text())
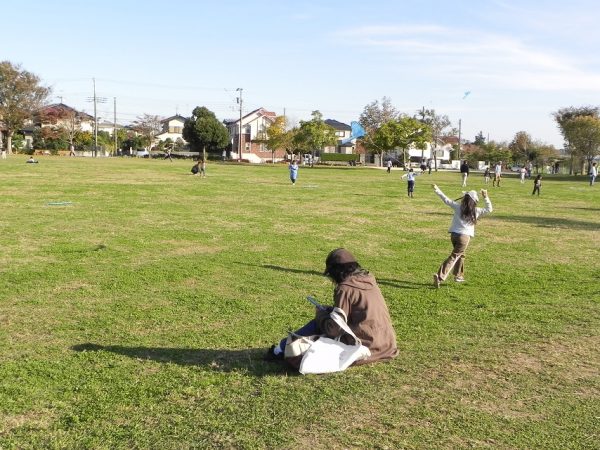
top-left (0, 155), bottom-right (598, 449)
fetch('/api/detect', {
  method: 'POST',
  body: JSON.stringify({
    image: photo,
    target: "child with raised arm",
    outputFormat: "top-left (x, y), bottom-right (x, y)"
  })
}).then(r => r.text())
top-left (431, 185), bottom-right (493, 287)
top-left (401, 168), bottom-right (419, 198)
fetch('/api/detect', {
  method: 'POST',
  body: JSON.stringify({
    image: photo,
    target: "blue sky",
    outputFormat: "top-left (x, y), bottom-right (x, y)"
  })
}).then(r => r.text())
top-left (4, 0), bottom-right (600, 147)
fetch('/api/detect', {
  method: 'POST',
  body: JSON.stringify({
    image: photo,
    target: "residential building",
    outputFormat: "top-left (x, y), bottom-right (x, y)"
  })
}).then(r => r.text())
top-left (223, 107), bottom-right (283, 163)
top-left (156, 114), bottom-right (187, 144)
top-left (323, 119), bottom-right (356, 154)
top-left (35, 103), bottom-right (94, 133)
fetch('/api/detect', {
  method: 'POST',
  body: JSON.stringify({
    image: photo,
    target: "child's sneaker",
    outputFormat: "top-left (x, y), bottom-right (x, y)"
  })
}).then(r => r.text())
top-left (433, 274), bottom-right (440, 288)
top-left (454, 276), bottom-right (465, 283)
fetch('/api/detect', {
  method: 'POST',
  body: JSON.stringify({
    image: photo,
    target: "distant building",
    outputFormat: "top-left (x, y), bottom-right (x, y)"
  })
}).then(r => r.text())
top-left (224, 107), bottom-right (284, 163)
top-left (323, 119), bottom-right (356, 154)
top-left (156, 114), bottom-right (187, 144)
top-left (35, 103), bottom-right (94, 132)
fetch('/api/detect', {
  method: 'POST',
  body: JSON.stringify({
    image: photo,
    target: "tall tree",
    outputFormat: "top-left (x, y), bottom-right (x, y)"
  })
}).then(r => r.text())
top-left (553, 106), bottom-right (599, 174)
top-left (264, 115), bottom-right (294, 162)
top-left (359, 97), bottom-right (400, 165)
top-left (0, 61), bottom-right (50, 153)
top-left (561, 115), bottom-right (600, 173)
top-left (473, 131), bottom-right (486, 146)
top-left (132, 114), bottom-right (163, 151)
top-left (370, 117), bottom-right (431, 166)
top-left (509, 131), bottom-right (533, 164)
top-left (183, 106), bottom-right (229, 159)
top-left (293, 110), bottom-right (336, 160)
top-left (416, 108), bottom-right (454, 170)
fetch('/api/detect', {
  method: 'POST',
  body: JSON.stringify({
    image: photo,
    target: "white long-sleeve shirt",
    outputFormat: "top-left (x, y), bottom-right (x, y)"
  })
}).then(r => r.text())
top-left (434, 188), bottom-right (493, 237)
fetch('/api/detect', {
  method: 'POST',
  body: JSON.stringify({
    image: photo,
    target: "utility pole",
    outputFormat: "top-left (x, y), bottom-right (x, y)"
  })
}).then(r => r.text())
top-left (113, 97), bottom-right (117, 156)
top-left (236, 88), bottom-right (243, 162)
top-left (93, 78), bottom-right (97, 157)
top-left (86, 78), bottom-right (106, 157)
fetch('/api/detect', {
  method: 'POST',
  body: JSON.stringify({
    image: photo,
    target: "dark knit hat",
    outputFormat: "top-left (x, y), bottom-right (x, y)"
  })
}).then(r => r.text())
top-left (324, 248), bottom-right (357, 275)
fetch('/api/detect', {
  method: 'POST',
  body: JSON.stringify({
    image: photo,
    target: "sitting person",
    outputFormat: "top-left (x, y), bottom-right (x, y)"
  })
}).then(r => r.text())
top-left (26, 156), bottom-right (38, 164)
top-left (265, 248), bottom-right (398, 366)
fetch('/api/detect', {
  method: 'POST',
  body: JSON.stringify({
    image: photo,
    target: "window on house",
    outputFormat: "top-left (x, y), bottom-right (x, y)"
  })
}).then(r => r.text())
top-left (335, 131), bottom-right (344, 137)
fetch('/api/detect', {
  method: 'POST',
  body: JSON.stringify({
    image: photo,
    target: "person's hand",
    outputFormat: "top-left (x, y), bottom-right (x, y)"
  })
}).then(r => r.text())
top-left (480, 189), bottom-right (488, 198)
top-left (432, 184), bottom-right (438, 190)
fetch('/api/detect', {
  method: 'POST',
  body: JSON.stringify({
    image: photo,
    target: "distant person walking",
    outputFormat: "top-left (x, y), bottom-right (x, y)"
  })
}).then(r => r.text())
top-left (428, 158), bottom-right (433, 174)
top-left (401, 168), bottom-right (419, 198)
top-left (520, 167), bottom-right (527, 184)
top-left (69, 144), bottom-right (76, 157)
top-left (164, 148), bottom-right (173, 162)
top-left (532, 174), bottom-right (542, 196)
top-left (289, 159), bottom-right (299, 185)
top-left (590, 162), bottom-right (597, 186)
top-left (483, 167), bottom-right (491, 184)
top-left (386, 159), bottom-right (392, 174)
top-left (431, 185), bottom-right (493, 288)
top-left (492, 161), bottom-right (502, 187)
top-left (199, 159), bottom-right (206, 178)
top-left (460, 160), bottom-right (470, 187)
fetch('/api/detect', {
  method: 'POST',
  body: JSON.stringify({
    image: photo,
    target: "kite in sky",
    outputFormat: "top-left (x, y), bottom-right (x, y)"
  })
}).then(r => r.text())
top-left (462, 91), bottom-right (471, 100)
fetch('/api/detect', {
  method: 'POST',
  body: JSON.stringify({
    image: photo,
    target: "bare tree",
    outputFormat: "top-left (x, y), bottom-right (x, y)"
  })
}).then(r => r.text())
top-left (132, 114), bottom-right (163, 151)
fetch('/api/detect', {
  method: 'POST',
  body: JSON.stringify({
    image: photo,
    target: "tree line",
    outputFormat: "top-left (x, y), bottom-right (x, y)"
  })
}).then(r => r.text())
top-left (2, 60), bottom-right (599, 173)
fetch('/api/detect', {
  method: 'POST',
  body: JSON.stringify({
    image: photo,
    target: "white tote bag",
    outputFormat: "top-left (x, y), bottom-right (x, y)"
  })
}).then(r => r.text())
top-left (298, 310), bottom-right (371, 375)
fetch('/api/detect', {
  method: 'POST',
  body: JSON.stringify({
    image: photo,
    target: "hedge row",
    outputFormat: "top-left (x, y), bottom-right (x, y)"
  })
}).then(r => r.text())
top-left (319, 153), bottom-right (359, 162)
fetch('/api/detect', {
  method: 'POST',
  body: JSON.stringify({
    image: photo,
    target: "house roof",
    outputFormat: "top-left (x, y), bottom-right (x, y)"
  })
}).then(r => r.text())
top-left (324, 119), bottom-right (351, 131)
top-left (38, 103), bottom-right (93, 121)
top-left (223, 107), bottom-right (276, 125)
top-left (441, 136), bottom-right (459, 145)
top-left (161, 114), bottom-right (187, 123)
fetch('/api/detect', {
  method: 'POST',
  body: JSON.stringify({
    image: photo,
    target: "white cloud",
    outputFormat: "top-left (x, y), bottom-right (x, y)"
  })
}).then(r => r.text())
top-left (334, 25), bottom-right (600, 91)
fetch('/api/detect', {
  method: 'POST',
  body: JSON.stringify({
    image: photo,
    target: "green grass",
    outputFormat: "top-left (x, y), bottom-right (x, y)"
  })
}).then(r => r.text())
top-left (0, 155), bottom-right (598, 449)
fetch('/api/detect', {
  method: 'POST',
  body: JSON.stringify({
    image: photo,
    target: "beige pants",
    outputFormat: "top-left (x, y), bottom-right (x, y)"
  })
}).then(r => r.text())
top-left (437, 233), bottom-right (470, 281)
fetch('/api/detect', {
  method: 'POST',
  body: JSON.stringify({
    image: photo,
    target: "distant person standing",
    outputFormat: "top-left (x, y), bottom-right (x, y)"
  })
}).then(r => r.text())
top-left (520, 167), bottom-right (527, 184)
top-left (164, 148), bottom-right (173, 162)
top-left (493, 161), bottom-right (502, 187)
top-left (69, 144), bottom-right (76, 157)
top-left (191, 161), bottom-right (200, 175)
top-left (460, 160), bottom-right (470, 187)
top-left (420, 160), bottom-right (427, 174)
top-left (431, 185), bottom-right (493, 287)
top-left (386, 159), bottom-right (392, 174)
top-left (289, 159), bottom-right (299, 185)
top-left (1, 147), bottom-right (6, 160)
top-left (532, 174), bottom-right (542, 196)
top-left (401, 168), bottom-right (419, 198)
top-left (199, 159), bottom-right (207, 178)
top-left (590, 162), bottom-right (597, 186)
top-left (428, 158), bottom-right (433, 174)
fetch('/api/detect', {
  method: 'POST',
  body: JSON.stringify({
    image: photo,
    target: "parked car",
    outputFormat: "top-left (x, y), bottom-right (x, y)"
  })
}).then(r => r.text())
top-left (136, 148), bottom-right (150, 158)
top-left (510, 165), bottom-right (523, 172)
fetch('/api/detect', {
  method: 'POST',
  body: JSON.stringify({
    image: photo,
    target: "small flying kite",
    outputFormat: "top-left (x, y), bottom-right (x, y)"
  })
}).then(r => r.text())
top-left (462, 91), bottom-right (471, 100)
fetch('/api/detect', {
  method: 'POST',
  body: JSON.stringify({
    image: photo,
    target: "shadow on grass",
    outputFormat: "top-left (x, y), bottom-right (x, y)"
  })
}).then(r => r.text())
top-left (489, 214), bottom-right (600, 230)
top-left (71, 343), bottom-right (289, 375)
top-left (256, 264), bottom-right (429, 290)
top-left (259, 264), bottom-right (322, 276)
